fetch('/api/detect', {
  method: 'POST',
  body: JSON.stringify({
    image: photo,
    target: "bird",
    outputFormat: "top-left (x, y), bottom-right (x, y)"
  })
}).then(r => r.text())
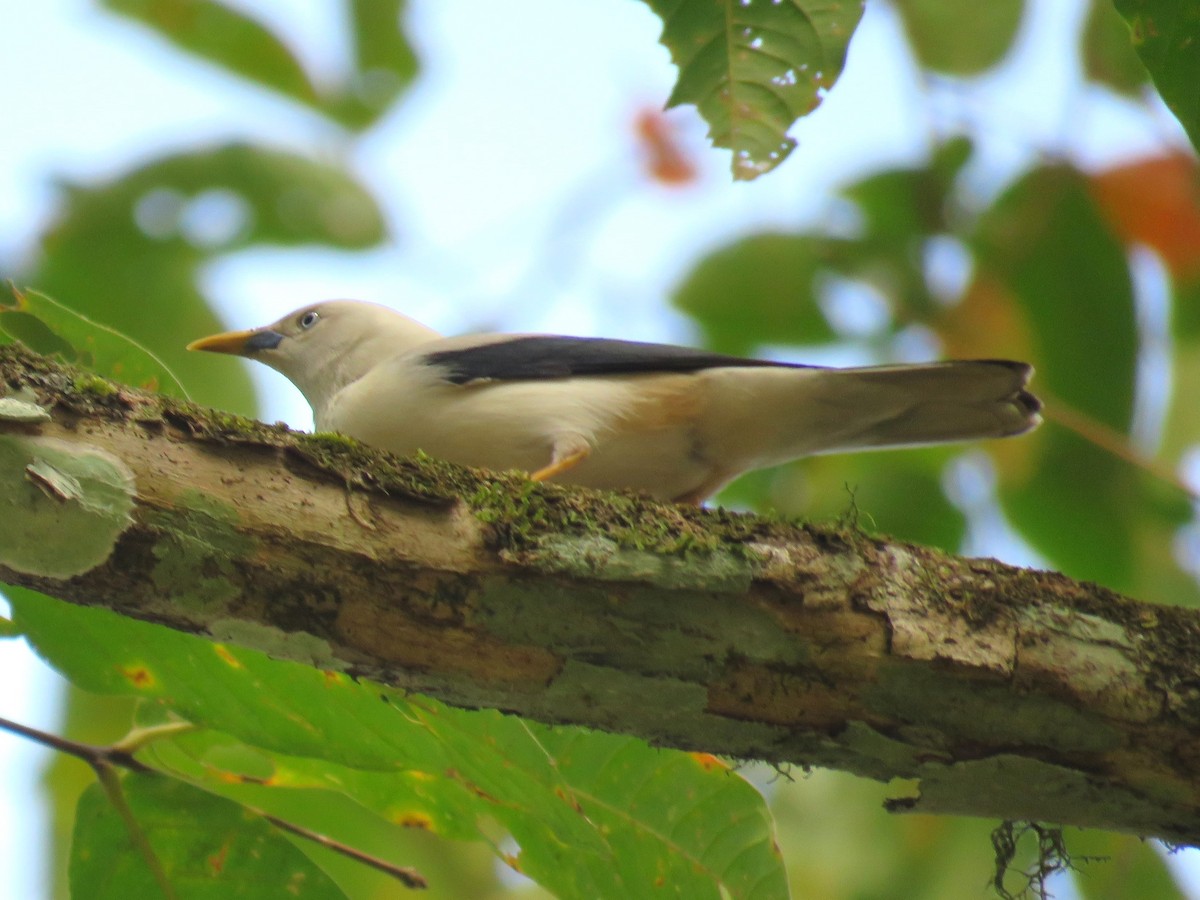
top-left (188, 300), bottom-right (1041, 504)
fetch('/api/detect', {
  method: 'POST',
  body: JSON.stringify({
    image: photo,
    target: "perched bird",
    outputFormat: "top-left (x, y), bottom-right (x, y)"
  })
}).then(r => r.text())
top-left (188, 300), bottom-right (1041, 503)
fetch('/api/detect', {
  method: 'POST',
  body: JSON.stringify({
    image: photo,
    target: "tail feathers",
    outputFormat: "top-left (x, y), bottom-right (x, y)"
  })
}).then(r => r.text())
top-left (801, 360), bottom-right (1041, 455)
top-left (699, 359), bottom-right (1042, 465)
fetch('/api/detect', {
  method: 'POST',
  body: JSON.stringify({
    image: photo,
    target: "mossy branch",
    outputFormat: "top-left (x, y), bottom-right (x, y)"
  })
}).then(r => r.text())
top-left (2, 343), bottom-right (1200, 844)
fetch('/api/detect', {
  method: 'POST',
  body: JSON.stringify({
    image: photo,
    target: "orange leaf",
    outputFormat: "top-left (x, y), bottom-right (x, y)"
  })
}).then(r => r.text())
top-left (634, 108), bottom-right (698, 186)
top-left (1090, 152), bottom-right (1200, 280)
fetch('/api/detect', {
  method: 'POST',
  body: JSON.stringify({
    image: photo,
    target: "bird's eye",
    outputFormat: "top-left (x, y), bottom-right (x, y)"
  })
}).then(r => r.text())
top-left (298, 311), bottom-right (319, 330)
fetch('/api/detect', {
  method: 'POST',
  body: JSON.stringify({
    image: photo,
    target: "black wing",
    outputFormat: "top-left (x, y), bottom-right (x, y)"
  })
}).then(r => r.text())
top-left (423, 336), bottom-right (814, 385)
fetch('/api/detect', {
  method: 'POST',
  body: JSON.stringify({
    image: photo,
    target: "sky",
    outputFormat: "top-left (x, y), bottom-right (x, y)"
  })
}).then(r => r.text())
top-left (0, 1), bottom-right (1194, 898)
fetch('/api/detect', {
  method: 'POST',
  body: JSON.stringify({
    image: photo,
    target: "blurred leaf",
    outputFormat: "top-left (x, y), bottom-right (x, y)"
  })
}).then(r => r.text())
top-left (672, 233), bottom-right (835, 354)
top-left (640, 0), bottom-right (863, 180)
top-left (1162, 343), bottom-right (1200, 461)
top-left (720, 452), bottom-right (967, 551)
top-left (1066, 829), bottom-right (1185, 899)
top-left (0, 285), bottom-right (189, 397)
top-left (1089, 152), bottom-right (1200, 282)
top-left (971, 166), bottom-right (1144, 591)
top-left (892, 0), bottom-right (1026, 74)
top-left (1174, 273), bottom-right (1200, 340)
top-left (100, 0), bottom-right (417, 132)
top-left (973, 167), bottom-right (1135, 436)
top-left (15, 593), bottom-right (790, 900)
top-left (843, 138), bottom-right (972, 242)
top-left (0, 615), bottom-right (20, 637)
top-left (103, 0), bottom-right (319, 106)
top-left (1083, 0), bottom-right (1153, 94)
top-left (323, 0), bottom-right (419, 129)
top-left (71, 774), bottom-right (347, 899)
top-left (806, 454), bottom-right (967, 550)
top-left (673, 142), bottom-right (976, 355)
top-left (835, 138), bottom-right (973, 319)
top-left (1129, 475), bottom-right (1199, 608)
top-left (1112, 1), bottom-right (1200, 151)
top-left (936, 272), bottom-right (1037, 363)
top-left (1152, 340), bottom-right (1200, 607)
top-left (24, 143), bottom-right (386, 413)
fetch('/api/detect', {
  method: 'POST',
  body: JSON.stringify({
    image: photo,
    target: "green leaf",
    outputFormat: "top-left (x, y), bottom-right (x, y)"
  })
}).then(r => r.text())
top-left (16, 594), bottom-right (790, 900)
top-left (102, 0), bottom-right (319, 106)
top-left (641, 0), bottom-right (863, 180)
top-left (99, 0), bottom-right (417, 132)
top-left (1113, 1), bottom-right (1200, 152)
top-left (71, 774), bottom-right (346, 899)
top-left (0, 286), bottom-right (189, 397)
top-left (833, 138), bottom-right (974, 319)
top-left (322, 0), bottom-right (419, 129)
top-left (968, 165), bottom-right (1188, 597)
top-left (1066, 828), bottom-right (1186, 899)
top-left (843, 138), bottom-right (972, 242)
top-left (718, 451), bottom-right (967, 551)
top-left (672, 233), bottom-right (836, 355)
top-left (1082, 0), bottom-right (1152, 95)
top-left (127, 718), bottom-right (498, 896)
top-left (892, 0), bottom-right (1026, 74)
top-left (672, 143), bottom-right (974, 355)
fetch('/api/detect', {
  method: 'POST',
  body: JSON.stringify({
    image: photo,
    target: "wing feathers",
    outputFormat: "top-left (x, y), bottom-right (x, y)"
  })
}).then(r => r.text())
top-left (421, 336), bottom-right (813, 385)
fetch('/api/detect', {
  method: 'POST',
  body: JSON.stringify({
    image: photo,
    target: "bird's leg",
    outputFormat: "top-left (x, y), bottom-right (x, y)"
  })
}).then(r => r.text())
top-left (530, 437), bottom-right (591, 482)
top-left (671, 468), bottom-right (734, 505)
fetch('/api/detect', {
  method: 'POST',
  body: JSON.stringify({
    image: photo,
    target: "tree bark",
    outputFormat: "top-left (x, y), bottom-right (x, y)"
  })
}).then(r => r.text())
top-left (2, 343), bottom-right (1198, 844)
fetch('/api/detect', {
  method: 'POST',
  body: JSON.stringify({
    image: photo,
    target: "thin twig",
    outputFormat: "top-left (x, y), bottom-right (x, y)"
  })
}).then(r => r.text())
top-left (256, 810), bottom-right (428, 889)
top-left (0, 714), bottom-right (150, 772)
top-left (94, 764), bottom-right (177, 900)
top-left (0, 714), bottom-right (428, 890)
top-left (1042, 392), bottom-right (1199, 501)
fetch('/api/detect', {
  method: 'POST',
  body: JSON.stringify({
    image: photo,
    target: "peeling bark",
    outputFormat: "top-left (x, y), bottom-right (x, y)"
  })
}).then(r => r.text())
top-left (2, 343), bottom-right (1199, 844)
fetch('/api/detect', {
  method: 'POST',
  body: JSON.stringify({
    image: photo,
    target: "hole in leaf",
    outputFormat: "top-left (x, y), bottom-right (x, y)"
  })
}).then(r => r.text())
top-left (133, 188), bottom-right (186, 240)
top-left (181, 189), bottom-right (251, 249)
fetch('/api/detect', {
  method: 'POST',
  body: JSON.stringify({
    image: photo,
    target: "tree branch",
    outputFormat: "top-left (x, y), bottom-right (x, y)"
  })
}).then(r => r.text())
top-left (2, 343), bottom-right (1199, 844)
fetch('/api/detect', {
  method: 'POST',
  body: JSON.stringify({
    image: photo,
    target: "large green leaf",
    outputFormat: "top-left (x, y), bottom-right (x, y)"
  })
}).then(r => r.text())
top-left (103, 0), bottom-right (320, 106)
top-left (328, 0), bottom-right (419, 129)
top-left (127, 722), bottom-right (501, 898)
top-left (892, 0), bottom-right (1026, 74)
top-left (841, 138), bottom-right (972, 243)
top-left (24, 143), bottom-right (386, 414)
top-left (100, 0), bottom-right (417, 132)
top-left (968, 165), bottom-right (1186, 597)
top-left (834, 138), bottom-right (973, 319)
top-left (641, 0), bottom-right (863, 180)
top-left (716, 451), bottom-right (967, 552)
top-left (1067, 828), bottom-right (1185, 899)
top-left (0, 286), bottom-right (188, 397)
top-left (71, 774), bottom-right (346, 899)
top-left (672, 233), bottom-right (836, 354)
top-left (672, 142), bottom-right (974, 356)
top-left (1112, 0), bottom-right (1200, 152)
top-left (15, 593), bottom-right (790, 900)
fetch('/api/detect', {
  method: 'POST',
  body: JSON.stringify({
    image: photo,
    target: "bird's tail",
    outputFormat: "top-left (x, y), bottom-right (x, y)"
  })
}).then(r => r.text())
top-left (708, 360), bottom-right (1042, 465)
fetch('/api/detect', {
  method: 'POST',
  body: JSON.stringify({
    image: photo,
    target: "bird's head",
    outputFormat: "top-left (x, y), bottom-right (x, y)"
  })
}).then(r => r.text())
top-left (188, 300), bottom-right (442, 409)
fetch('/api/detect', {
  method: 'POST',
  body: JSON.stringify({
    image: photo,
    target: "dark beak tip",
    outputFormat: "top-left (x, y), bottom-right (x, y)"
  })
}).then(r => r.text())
top-left (245, 330), bottom-right (284, 352)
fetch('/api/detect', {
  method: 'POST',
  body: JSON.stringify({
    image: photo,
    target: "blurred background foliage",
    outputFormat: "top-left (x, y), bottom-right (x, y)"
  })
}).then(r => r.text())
top-left (3, 0), bottom-right (1200, 897)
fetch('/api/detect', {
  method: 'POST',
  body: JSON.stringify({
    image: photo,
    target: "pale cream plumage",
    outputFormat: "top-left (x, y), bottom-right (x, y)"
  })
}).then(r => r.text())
top-left (189, 300), bottom-right (1041, 503)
